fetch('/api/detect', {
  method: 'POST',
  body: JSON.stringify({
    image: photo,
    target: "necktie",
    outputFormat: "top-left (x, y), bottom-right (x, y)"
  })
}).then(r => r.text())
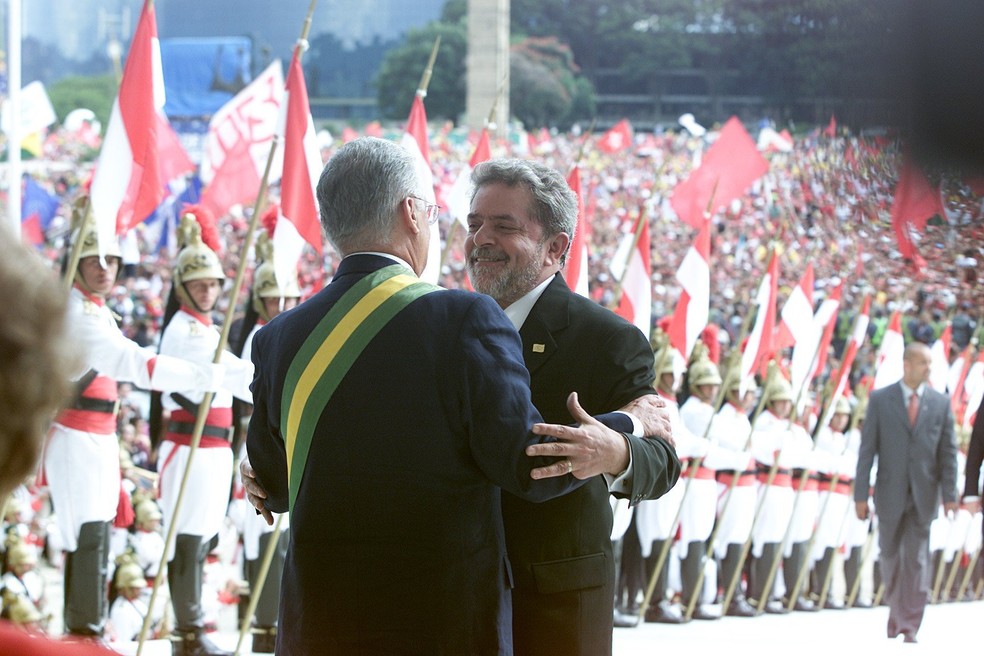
top-left (908, 392), bottom-right (920, 426)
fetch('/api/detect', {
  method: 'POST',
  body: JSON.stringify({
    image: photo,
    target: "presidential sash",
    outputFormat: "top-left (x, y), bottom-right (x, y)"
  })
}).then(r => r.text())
top-left (281, 264), bottom-right (439, 510)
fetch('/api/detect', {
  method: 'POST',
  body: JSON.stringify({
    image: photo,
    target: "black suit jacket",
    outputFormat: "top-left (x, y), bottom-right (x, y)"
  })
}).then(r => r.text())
top-left (503, 274), bottom-right (680, 656)
top-left (247, 256), bottom-right (591, 655)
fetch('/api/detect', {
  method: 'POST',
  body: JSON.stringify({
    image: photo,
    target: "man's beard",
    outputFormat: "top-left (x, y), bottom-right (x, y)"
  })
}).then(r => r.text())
top-left (467, 245), bottom-right (543, 307)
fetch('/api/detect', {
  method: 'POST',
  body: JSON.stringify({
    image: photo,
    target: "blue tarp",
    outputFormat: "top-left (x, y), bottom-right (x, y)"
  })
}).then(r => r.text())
top-left (161, 37), bottom-right (252, 118)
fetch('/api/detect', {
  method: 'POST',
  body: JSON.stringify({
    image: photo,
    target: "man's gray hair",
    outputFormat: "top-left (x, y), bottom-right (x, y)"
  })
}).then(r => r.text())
top-left (470, 159), bottom-right (578, 261)
top-left (316, 137), bottom-right (419, 254)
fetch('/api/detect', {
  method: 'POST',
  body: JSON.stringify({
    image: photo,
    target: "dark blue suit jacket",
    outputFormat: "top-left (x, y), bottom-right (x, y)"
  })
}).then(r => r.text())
top-left (246, 255), bottom-right (596, 655)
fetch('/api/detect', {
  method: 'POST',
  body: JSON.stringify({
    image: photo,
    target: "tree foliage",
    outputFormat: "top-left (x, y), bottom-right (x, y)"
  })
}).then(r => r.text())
top-left (511, 37), bottom-right (594, 129)
top-left (47, 75), bottom-right (118, 128)
top-left (375, 22), bottom-right (468, 122)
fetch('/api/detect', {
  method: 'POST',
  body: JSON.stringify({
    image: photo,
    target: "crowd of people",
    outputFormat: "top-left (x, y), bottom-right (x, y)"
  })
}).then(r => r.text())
top-left (1, 113), bottom-right (982, 652)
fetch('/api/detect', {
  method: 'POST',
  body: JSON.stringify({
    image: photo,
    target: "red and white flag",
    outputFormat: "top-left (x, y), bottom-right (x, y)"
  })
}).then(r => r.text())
top-left (810, 281), bottom-right (844, 385)
top-left (790, 279), bottom-right (842, 410)
top-left (563, 165), bottom-right (590, 297)
top-left (598, 119), bottom-right (633, 154)
top-left (277, 46), bottom-right (324, 290)
top-left (666, 220), bottom-right (710, 375)
top-left (819, 294), bottom-right (870, 430)
top-left (872, 310), bottom-right (905, 390)
top-left (962, 353), bottom-right (984, 430)
top-left (89, 0), bottom-right (167, 256)
top-left (445, 127), bottom-right (491, 229)
top-left (613, 213), bottom-right (651, 339)
top-left (400, 94), bottom-right (441, 284)
top-left (928, 323), bottom-right (952, 392)
top-left (777, 263), bottom-right (814, 351)
top-left (200, 60), bottom-right (284, 219)
top-left (739, 251), bottom-right (779, 393)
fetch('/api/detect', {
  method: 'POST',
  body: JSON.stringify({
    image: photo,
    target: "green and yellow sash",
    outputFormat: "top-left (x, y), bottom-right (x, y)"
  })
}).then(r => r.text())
top-left (281, 264), bottom-right (439, 510)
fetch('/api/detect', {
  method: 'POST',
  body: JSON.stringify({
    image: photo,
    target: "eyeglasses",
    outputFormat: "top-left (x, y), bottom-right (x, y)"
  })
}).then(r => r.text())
top-left (409, 195), bottom-right (442, 225)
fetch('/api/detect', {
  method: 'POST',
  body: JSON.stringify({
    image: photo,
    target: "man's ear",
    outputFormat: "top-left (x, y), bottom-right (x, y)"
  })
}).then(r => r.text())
top-left (544, 232), bottom-right (571, 266)
top-left (400, 196), bottom-right (421, 235)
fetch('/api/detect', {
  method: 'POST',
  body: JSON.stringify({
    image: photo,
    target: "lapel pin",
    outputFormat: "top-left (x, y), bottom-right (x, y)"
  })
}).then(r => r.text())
top-left (532, 343), bottom-right (545, 353)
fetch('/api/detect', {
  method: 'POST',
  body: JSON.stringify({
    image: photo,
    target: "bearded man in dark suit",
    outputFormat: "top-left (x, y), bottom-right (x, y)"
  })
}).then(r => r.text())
top-left (465, 159), bottom-right (680, 656)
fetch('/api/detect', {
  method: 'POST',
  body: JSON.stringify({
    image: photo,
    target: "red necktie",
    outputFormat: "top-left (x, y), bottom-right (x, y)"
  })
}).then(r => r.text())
top-left (908, 392), bottom-right (919, 426)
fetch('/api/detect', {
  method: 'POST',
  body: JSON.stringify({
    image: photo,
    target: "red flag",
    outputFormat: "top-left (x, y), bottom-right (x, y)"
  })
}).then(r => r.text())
top-left (667, 220), bottom-right (711, 366)
top-left (824, 115), bottom-right (837, 138)
top-left (200, 61), bottom-right (284, 219)
top-left (156, 117), bottom-right (194, 183)
top-left (889, 154), bottom-right (940, 272)
top-left (280, 49), bottom-right (323, 255)
top-left (341, 126), bottom-right (358, 143)
top-left (739, 251), bottom-right (779, 389)
top-left (400, 94), bottom-right (440, 284)
top-left (670, 116), bottom-right (770, 227)
top-left (598, 119), bottom-right (633, 154)
top-left (89, 0), bottom-right (166, 249)
top-left (564, 166), bottom-right (590, 297)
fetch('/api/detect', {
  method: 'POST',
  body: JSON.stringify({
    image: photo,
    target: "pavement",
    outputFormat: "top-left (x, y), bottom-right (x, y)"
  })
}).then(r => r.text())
top-left (35, 563), bottom-right (978, 655)
top-left (612, 600), bottom-right (978, 655)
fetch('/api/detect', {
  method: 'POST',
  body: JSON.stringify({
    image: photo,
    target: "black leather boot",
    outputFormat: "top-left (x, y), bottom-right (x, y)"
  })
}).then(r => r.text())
top-left (170, 534), bottom-right (230, 656)
top-left (64, 520), bottom-right (110, 637)
top-left (681, 541), bottom-right (718, 620)
top-left (720, 543), bottom-right (757, 617)
top-left (643, 540), bottom-right (684, 624)
top-left (783, 541), bottom-right (816, 611)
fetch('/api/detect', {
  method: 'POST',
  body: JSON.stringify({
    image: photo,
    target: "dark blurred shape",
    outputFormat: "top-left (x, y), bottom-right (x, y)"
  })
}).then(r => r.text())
top-left (888, 1), bottom-right (984, 173)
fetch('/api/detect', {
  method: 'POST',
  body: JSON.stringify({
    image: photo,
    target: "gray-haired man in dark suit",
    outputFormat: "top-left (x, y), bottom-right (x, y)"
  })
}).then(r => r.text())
top-left (855, 342), bottom-right (958, 644)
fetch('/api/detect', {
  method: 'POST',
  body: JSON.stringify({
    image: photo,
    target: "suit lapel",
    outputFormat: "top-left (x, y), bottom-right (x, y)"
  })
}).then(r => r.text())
top-left (519, 275), bottom-right (569, 376)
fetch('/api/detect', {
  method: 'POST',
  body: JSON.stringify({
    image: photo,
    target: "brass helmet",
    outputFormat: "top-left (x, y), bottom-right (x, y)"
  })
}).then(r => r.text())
top-left (135, 499), bottom-right (162, 527)
top-left (252, 230), bottom-right (300, 322)
top-left (174, 206), bottom-right (225, 310)
top-left (5, 536), bottom-right (38, 568)
top-left (71, 197), bottom-right (123, 291)
top-left (3, 591), bottom-right (41, 625)
top-left (115, 558), bottom-right (147, 591)
top-left (687, 343), bottom-right (722, 393)
top-left (762, 371), bottom-right (794, 406)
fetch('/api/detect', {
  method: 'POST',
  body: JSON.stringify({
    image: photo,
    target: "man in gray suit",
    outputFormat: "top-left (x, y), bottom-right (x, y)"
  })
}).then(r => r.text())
top-left (855, 342), bottom-right (958, 644)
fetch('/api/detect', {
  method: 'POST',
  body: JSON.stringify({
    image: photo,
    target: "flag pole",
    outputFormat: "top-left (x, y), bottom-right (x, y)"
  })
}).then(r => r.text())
top-left (233, 513), bottom-right (286, 656)
top-left (417, 36), bottom-right (441, 97)
top-left (6, 0), bottom-right (22, 236)
top-left (135, 2), bottom-right (318, 653)
top-left (62, 197), bottom-right (93, 292)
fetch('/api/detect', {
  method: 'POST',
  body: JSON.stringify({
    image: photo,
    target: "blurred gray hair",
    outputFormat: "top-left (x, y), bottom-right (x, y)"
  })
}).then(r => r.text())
top-left (470, 159), bottom-right (577, 262)
top-left (316, 137), bottom-right (420, 254)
